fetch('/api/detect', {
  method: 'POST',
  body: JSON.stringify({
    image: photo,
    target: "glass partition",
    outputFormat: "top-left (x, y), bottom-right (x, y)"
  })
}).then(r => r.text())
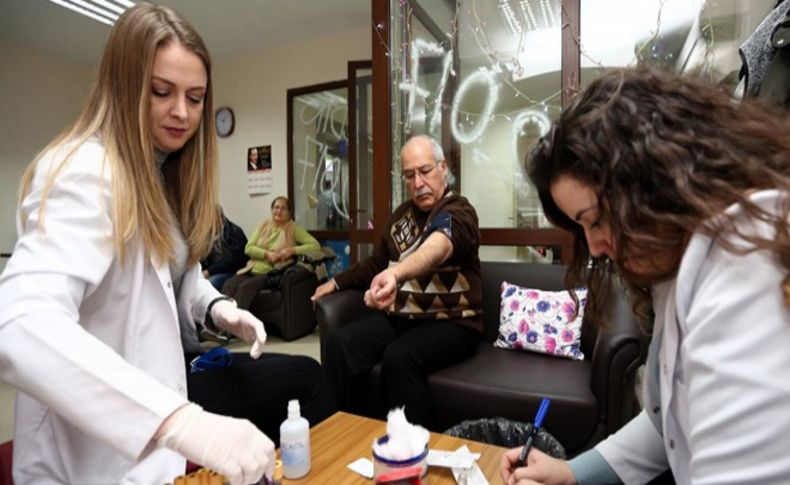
top-left (388, 0), bottom-right (772, 262)
top-left (289, 84), bottom-right (350, 232)
top-left (391, 0), bottom-right (561, 230)
top-left (390, 0), bottom-right (776, 220)
top-left (580, 0), bottom-right (775, 92)
top-left (353, 67), bottom-right (374, 231)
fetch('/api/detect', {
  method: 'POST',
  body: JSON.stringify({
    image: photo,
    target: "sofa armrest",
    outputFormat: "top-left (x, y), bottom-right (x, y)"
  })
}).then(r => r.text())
top-left (280, 264), bottom-right (317, 288)
top-left (589, 283), bottom-right (649, 434)
top-left (249, 264), bottom-right (319, 341)
top-left (316, 290), bottom-right (376, 362)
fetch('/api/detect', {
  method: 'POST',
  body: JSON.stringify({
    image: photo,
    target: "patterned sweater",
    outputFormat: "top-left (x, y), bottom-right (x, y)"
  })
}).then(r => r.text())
top-left (334, 190), bottom-right (483, 333)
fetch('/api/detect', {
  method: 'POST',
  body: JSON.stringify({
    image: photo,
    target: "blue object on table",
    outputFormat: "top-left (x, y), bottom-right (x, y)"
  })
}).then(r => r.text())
top-left (189, 347), bottom-right (234, 373)
top-left (516, 398), bottom-right (551, 467)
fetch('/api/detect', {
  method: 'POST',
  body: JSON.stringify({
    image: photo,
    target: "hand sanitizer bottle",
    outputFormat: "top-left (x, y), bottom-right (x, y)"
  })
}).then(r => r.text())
top-left (280, 399), bottom-right (310, 479)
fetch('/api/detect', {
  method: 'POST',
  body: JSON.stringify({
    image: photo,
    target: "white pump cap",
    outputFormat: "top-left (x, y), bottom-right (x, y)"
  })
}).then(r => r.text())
top-left (288, 399), bottom-right (301, 418)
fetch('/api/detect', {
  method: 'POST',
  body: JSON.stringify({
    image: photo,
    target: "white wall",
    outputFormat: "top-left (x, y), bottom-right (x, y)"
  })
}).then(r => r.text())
top-left (0, 40), bottom-right (94, 258)
top-left (213, 26), bottom-right (370, 236)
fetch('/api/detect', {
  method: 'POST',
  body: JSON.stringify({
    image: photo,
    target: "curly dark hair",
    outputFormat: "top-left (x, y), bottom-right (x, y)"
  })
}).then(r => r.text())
top-left (528, 67), bottom-right (790, 325)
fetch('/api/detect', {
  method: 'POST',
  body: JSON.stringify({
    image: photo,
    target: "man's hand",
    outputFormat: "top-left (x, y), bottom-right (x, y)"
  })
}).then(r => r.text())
top-left (157, 403), bottom-right (275, 485)
top-left (210, 300), bottom-right (267, 359)
top-left (202, 269), bottom-right (210, 278)
top-left (311, 280), bottom-right (336, 303)
top-left (500, 447), bottom-right (577, 485)
top-left (365, 269), bottom-right (398, 310)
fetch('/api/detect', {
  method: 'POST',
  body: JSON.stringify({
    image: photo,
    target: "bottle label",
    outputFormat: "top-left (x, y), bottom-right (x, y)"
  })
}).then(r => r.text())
top-left (281, 438), bottom-right (309, 466)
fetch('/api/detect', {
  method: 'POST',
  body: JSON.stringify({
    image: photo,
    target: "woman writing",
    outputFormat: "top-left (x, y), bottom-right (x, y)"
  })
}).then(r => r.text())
top-left (0, 4), bottom-right (277, 484)
top-left (222, 196), bottom-right (320, 310)
top-left (501, 68), bottom-right (790, 484)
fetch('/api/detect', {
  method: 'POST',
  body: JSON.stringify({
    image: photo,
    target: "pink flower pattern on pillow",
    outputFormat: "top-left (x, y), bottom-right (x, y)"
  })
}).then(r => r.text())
top-left (494, 281), bottom-right (587, 360)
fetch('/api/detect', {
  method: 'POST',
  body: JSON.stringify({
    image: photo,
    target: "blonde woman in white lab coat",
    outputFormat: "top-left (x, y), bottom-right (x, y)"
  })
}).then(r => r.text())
top-left (501, 68), bottom-right (790, 484)
top-left (0, 4), bottom-right (275, 484)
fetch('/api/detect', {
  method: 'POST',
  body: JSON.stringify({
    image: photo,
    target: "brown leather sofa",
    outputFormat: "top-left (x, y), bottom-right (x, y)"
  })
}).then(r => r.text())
top-left (249, 264), bottom-right (319, 341)
top-left (316, 261), bottom-right (648, 456)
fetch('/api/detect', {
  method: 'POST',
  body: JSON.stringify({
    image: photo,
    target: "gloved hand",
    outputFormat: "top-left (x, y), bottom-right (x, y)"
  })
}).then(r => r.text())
top-left (158, 403), bottom-right (275, 485)
top-left (210, 299), bottom-right (266, 359)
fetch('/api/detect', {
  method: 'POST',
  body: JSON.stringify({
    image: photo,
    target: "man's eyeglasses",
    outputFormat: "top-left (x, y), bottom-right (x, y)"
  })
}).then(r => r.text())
top-left (401, 163), bottom-right (438, 182)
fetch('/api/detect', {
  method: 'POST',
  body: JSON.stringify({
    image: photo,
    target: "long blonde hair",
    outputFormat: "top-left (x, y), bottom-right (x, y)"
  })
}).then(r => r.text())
top-left (17, 2), bottom-right (220, 266)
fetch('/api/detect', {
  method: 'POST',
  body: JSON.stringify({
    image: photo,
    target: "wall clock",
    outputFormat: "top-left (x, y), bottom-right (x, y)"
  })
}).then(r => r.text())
top-left (215, 107), bottom-right (235, 137)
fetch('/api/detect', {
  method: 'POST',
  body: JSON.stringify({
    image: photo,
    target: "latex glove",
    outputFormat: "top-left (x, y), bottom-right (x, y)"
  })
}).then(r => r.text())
top-left (158, 403), bottom-right (275, 485)
top-left (210, 300), bottom-right (267, 358)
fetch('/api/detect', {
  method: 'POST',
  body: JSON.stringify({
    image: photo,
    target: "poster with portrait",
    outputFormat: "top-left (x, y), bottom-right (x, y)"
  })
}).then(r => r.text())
top-left (247, 145), bottom-right (272, 195)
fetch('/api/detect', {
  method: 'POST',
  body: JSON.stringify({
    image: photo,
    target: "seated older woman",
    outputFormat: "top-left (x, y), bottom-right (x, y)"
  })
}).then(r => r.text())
top-left (222, 196), bottom-right (319, 309)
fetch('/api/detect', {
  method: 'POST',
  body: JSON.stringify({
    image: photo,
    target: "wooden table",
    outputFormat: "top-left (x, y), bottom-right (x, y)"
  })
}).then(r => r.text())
top-left (281, 411), bottom-right (507, 484)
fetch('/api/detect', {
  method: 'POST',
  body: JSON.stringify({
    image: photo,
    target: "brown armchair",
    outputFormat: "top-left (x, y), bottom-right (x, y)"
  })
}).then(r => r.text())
top-left (316, 261), bottom-right (648, 456)
top-left (249, 264), bottom-right (319, 341)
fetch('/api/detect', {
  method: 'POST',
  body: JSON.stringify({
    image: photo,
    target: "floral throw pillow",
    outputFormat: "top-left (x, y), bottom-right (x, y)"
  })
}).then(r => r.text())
top-left (494, 281), bottom-right (588, 360)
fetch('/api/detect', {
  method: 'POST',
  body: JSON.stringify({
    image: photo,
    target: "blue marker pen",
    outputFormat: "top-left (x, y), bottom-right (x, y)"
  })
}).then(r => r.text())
top-left (516, 398), bottom-right (551, 467)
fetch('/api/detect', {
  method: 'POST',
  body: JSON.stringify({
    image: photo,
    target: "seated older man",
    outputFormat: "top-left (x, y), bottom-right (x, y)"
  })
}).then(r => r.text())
top-left (311, 134), bottom-right (482, 425)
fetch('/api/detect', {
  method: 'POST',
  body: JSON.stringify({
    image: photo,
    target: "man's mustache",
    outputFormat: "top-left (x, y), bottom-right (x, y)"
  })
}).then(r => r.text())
top-left (415, 188), bottom-right (432, 197)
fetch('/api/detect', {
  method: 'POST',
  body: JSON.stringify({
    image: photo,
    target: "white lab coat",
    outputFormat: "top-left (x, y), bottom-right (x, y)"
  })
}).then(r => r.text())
top-left (0, 138), bottom-right (221, 483)
top-left (595, 190), bottom-right (790, 484)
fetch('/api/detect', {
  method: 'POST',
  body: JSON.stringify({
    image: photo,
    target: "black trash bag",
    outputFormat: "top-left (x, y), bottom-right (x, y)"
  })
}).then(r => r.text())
top-left (444, 417), bottom-right (566, 459)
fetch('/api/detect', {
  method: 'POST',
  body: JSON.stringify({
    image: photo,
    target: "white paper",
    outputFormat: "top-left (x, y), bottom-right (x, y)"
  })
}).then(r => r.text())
top-left (450, 445), bottom-right (489, 485)
top-left (347, 457), bottom-right (374, 479)
top-left (426, 449), bottom-right (481, 469)
top-left (247, 172), bottom-right (272, 195)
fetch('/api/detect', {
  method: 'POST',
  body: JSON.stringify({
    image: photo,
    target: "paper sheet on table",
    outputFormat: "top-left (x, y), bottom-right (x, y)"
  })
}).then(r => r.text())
top-left (426, 449), bottom-right (481, 469)
top-left (450, 445), bottom-right (489, 485)
top-left (347, 457), bottom-right (374, 479)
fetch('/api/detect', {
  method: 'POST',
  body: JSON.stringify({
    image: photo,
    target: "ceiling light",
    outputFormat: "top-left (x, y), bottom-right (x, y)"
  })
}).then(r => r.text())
top-left (539, 0), bottom-right (556, 29)
top-left (498, 0), bottom-right (523, 35)
top-left (518, 0), bottom-right (539, 31)
top-left (47, 0), bottom-right (135, 26)
top-left (518, 0), bottom-right (559, 32)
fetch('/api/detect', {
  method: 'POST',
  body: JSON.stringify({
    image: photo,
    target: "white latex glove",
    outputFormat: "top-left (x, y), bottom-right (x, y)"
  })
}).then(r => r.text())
top-left (210, 300), bottom-right (267, 358)
top-left (158, 403), bottom-right (275, 485)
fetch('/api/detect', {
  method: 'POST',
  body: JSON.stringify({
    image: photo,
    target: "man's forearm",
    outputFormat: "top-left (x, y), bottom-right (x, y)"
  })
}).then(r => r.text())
top-left (390, 232), bottom-right (453, 283)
